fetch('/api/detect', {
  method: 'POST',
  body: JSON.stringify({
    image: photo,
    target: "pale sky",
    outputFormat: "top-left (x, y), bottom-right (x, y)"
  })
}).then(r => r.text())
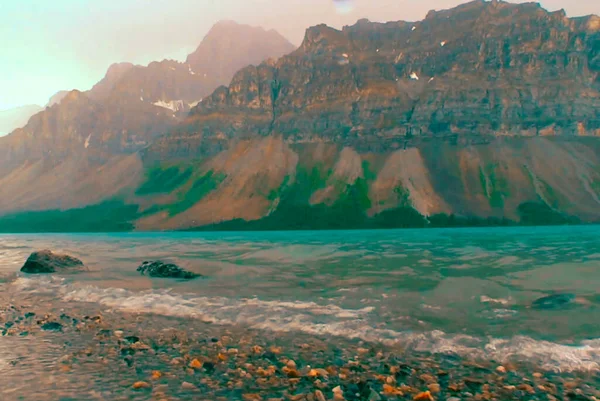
top-left (1, 0), bottom-right (598, 110)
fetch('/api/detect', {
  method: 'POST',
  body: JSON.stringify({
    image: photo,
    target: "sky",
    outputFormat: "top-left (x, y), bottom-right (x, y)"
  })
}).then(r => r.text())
top-left (1, 0), bottom-right (598, 111)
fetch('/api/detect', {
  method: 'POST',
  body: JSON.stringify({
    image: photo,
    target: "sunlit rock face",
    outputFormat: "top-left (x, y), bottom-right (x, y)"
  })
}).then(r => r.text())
top-left (169, 0), bottom-right (600, 156)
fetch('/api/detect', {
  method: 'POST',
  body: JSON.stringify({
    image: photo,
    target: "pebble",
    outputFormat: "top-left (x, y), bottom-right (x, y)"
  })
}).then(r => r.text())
top-left (132, 381), bottom-right (150, 390)
top-left (189, 358), bottom-right (203, 369)
top-left (518, 383), bottom-right (535, 394)
top-left (333, 386), bottom-right (345, 401)
top-left (181, 382), bottom-right (197, 391)
top-left (414, 391), bottom-right (434, 401)
top-left (428, 383), bottom-right (441, 393)
top-left (313, 390), bottom-right (326, 401)
top-left (368, 389), bottom-right (382, 401)
top-left (496, 365), bottom-right (506, 374)
top-left (383, 384), bottom-right (404, 396)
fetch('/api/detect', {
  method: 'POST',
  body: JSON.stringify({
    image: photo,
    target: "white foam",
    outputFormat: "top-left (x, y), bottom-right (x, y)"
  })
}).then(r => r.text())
top-left (10, 277), bottom-right (600, 372)
top-left (410, 72), bottom-right (419, 81)
top-left (480, 295), bottom-right (511, 305)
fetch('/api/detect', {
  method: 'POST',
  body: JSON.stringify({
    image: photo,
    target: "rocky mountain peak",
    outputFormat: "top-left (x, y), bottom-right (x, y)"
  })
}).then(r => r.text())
top-left (181, 0), bottom-right (599, 157)
top-left (47, 91), bottom-right (70, 107)
top-left (585, 15), bottom-right (600, 31)
top-left (88, 62), bottom-right (136, 101)
top-left (60, 90), bottom-right (88, 105)
top-left (185, 20), bottom-right (296, 88)
top-left (299, 24), bottom-right (349, 54)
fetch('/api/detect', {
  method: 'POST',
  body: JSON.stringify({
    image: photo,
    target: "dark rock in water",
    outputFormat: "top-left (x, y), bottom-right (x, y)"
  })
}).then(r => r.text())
top-left (202, 361), bottom-right (215, 373)
top-left (121, 348), bottom-right (136, 356)
top-left (125, 335), bottom-right (140, 344)
top-left (20, 250), bottom-right (87, 274)
top-left (532, 293), bottom-right (577, 310)
top-left (137, 261), bottom-right (200, 279)
top-left (41, 322), bottom-right (63, 332)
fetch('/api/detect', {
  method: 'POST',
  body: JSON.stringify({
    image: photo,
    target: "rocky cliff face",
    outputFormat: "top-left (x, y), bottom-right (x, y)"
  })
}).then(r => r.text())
top-left (1, 1), bottom-right (599, 230)
top-left (153, 0), bottom-right (599, 162)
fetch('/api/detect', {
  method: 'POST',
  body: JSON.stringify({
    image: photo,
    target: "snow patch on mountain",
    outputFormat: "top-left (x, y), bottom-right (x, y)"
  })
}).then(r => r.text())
top-left (153, 100), bottom-right (186, 112)
top-left (188, 99), bottom-right (203, 108)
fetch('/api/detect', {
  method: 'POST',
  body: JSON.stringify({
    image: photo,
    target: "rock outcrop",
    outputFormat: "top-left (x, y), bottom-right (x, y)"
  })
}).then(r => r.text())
top-left (137, 261), bottom-right (200, 279)
top-left (151, 0), bottom-right (599, 163)
top-left (20, 250), bottom-right (87, 274)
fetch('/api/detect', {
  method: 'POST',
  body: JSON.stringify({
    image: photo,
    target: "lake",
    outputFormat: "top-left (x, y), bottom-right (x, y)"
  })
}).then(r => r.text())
top-left (0, 226), bottom-right (599, 399)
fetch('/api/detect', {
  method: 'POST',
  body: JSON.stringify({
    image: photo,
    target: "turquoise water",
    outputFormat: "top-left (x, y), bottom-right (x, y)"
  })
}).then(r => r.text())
top-left (1, 226), bottom-right (600, 371)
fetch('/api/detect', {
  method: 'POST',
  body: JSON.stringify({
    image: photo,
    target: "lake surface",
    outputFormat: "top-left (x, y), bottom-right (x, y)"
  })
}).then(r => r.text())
top-left (1, 226), bottom-right (599, 375)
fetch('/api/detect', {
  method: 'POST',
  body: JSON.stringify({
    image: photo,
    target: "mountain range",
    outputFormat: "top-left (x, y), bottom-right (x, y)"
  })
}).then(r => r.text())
top-left (0, 0), bottom-right (599, 232)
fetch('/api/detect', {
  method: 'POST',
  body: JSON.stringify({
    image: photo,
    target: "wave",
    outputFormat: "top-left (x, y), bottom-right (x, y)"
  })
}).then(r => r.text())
top-left (9, 276), bottom-right (600, 372)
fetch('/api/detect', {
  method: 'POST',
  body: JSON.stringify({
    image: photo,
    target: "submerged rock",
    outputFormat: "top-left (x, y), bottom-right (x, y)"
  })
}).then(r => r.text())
top-left (40, 322), bottom-right (63, 332)
top-left (137, 261), bottom-right (200, 279)
top-left (20, 250), bottom-right (87, 274)
top-left (532, 293), bottom-right (577, 310)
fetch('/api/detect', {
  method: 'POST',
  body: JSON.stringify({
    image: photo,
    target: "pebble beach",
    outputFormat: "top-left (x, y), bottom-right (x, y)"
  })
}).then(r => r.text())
top-left (1, 298), bottom-right (599, 401)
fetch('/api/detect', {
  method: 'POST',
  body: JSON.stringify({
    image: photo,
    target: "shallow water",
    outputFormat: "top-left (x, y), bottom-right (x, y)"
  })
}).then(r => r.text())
top-left (1, 226), bottom-right (600, 374)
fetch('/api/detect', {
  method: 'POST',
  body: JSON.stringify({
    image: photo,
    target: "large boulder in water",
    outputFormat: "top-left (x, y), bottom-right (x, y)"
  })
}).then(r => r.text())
top-left (20, 250), bottom-right (87, 274)
top-left (137, 261), bottom-right (200, 280)
top-left (532, 293), bottom-right (577, 310)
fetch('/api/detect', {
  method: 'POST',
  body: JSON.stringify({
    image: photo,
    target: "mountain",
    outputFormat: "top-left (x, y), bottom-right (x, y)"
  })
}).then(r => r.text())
top-left (46, 91), bottom-right (71, 107)
top-left (0, 1), bottom-right (599, 231)
top-left (0, 21), bottom-right (296, 191)
top-left (0, 105), bottom-right (43, 136)
top-left (186, 20), bottom-right (298, 90)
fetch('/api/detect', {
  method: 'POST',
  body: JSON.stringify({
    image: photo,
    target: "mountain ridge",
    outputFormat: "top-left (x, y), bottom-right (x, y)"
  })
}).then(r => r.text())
top-left (0, 21), bottom-right (296, 172)
top-left (1, 1), bottom-right (599, 231)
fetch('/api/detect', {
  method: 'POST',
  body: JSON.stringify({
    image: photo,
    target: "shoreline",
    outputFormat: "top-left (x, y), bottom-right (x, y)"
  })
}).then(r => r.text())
top-left (2, 223), bottom-right (600, 235)
top-left (1, 296), bottom-right (599, 401)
